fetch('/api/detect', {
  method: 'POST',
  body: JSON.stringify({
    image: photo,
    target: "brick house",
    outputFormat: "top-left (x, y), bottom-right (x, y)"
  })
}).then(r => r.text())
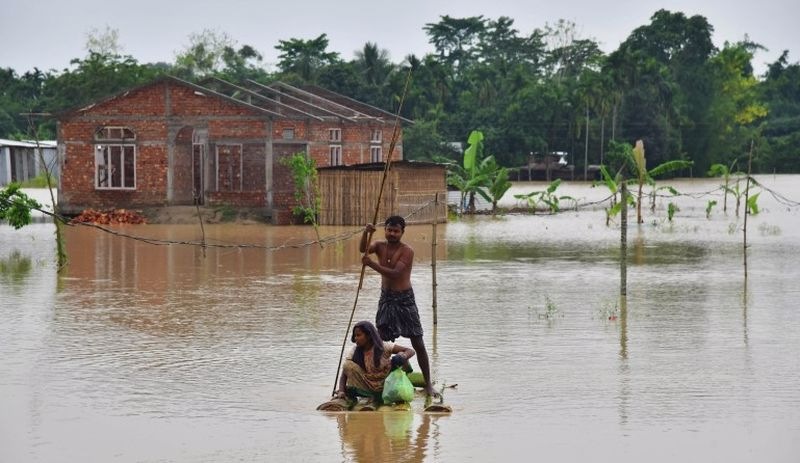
top-left (56, 75), bottom-right (411, 224)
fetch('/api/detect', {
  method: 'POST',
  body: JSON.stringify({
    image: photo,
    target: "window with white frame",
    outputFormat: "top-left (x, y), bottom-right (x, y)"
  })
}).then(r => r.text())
top-left (370, 146), bottom-right (382, 163)
top-left (371, 129), bottom-right (382, 143)
top-left (283, 127), bottom-right (295, 139)
top-left (329, 145), bottom-right (342, 166)
top-left (95, 145), bottom-right (136, 189)
top-left (94, 126), bottom-right (136, 189)
top-left (329, 128), bottom-right (341, 142)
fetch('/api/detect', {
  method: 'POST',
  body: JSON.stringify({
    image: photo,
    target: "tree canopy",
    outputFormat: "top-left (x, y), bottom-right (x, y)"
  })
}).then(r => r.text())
top-left (2, 10), bottom-right (798, 173)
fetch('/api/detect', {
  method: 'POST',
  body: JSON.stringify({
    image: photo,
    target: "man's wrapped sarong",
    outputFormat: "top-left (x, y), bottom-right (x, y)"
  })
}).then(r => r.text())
top-left (376, 288), bottom-right (423, 341)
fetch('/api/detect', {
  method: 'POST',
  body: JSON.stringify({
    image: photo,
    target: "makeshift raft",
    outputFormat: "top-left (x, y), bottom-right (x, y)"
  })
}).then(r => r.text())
top-left (317, 372), bottom-right (453, 413)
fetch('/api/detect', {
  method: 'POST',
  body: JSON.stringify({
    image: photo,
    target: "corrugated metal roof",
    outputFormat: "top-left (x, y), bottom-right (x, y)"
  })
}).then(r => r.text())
top-left (317, 160), bottom-right (446, 171)
top-left (0, 139), bottom-right (57, 148)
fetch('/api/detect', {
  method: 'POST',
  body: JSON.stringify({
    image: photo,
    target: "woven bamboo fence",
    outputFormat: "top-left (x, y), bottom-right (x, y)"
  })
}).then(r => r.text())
top-left (318, 162), bottom-right (447, 226)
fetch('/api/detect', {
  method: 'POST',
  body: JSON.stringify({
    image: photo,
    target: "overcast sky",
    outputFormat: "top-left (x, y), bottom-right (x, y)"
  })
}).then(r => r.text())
top-left (2, 0), bottom-right (797, 76)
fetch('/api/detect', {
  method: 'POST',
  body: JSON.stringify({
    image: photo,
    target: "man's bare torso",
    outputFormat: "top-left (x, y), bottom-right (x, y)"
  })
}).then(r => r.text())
top-left (374, 241), bottom-right (413, 291)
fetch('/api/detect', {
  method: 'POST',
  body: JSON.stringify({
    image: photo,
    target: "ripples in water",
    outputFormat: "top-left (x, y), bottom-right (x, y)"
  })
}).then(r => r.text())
top-left (2, 176), bottom-right (800, 461)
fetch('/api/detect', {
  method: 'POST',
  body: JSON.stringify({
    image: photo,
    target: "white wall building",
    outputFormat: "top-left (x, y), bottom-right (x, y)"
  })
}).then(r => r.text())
top-left (0, 139), bottom-right (58, 187)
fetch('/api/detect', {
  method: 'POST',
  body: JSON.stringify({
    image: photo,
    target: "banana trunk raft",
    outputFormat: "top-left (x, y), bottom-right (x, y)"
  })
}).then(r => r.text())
top-left (317, 372), bottom-right (453, 413)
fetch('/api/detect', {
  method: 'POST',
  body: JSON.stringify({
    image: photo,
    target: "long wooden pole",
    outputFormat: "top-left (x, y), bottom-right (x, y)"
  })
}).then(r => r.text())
top-left (331, 69), bottom-right (413, 395)
top-left (432, 193), bottom-right (439, 325)
top-left (584, 102), bottom-right (589, 181)
top-left (743, 140), bottom-right (754, 280)
top-left (620, 182), bottom-right (628, 297)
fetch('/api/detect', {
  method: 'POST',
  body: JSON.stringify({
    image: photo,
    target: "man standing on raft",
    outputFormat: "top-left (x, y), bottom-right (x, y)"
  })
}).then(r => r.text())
top-left (361, 215), bottom-right (439, 398)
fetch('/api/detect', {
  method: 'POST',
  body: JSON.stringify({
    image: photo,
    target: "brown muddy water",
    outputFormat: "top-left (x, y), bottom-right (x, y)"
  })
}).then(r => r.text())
top-left (2, 175), bottom-right (799, 462)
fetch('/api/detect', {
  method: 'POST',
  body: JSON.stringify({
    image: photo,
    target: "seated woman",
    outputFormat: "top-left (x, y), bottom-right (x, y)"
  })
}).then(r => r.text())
top-left (334, 320), bottom-right (415, 409)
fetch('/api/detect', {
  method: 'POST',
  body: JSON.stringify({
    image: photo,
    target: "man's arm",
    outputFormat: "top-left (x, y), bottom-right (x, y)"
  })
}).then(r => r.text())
top-left (390, 343), bottom-right (416, 361)
top-left (359, 223), bottom-right (377, 253)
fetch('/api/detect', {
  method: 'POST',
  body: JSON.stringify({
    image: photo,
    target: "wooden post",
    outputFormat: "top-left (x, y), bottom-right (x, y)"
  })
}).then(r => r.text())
top-left (743, 140), bottom-right (754, 280)
top-left (620, 182), bottom-right (628, 296)
top-left (432, 193), bottom-right (439, 325)
top-left (584, 103), bottom-right (589, 181)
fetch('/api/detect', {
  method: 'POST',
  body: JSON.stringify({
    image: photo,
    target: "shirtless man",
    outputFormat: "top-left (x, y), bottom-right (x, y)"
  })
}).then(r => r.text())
top-left (360, 215), bottom-right (439, 397)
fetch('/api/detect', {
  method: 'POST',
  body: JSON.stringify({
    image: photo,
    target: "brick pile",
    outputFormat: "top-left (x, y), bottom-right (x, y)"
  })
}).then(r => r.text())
top-left (70, 208), bottom-right (147, 225)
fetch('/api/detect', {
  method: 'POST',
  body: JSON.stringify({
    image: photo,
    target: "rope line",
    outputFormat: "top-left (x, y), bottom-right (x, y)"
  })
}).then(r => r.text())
top-left (2, 177), bottom-right (798, 253)
top-left (0, 195), bottom-right (440, 251)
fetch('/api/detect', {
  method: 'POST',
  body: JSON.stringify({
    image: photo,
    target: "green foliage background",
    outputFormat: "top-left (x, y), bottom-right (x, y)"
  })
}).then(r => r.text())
top-left (2, 9), bottom-right (798, 173)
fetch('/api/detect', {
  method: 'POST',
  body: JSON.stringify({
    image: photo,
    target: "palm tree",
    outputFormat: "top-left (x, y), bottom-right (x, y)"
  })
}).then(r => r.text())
top-left (355, 42), bottom-right (394, 86)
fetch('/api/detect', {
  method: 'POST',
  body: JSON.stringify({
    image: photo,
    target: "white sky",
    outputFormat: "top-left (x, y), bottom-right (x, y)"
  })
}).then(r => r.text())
top-left (2, 0), bottom-right (797, 76)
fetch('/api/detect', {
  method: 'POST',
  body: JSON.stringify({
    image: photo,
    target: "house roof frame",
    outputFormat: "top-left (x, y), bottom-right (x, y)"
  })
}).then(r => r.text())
top-left (54, 75), bottom-right (286, 119)
top-left (267, 81), bottom-right (378, 120)
top-left (300, 84), bottom-right (414, 125)
top-left (246, 80), bottom-right (366, 123)
top-left (202, 77), bottom-right (325, 121)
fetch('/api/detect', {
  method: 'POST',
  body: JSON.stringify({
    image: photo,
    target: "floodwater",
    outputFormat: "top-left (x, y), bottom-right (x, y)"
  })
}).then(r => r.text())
top-left (2, 175), bottom-right (799, 462)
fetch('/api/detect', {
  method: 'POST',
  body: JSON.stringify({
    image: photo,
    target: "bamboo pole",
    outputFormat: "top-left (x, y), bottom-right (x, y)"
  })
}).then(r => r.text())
top-left (331, 69), bottom-right (413, 395)
top-left (743, 140), bottom-right (754, 280)
top-left (195, 200), bottom-right (207, 259)
top-left (620, 182), bottom-right (628, 297)
top-left (431, 193), bottom-right (439, 325)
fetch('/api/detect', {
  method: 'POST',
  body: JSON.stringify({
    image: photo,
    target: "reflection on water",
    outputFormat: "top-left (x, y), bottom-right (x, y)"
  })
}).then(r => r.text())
top-left (0, 249), bottom-right (33, 286)
top-left (2, 176), bottom-right (800, 462)
top-left (330, 411), bottom-right (440, 462)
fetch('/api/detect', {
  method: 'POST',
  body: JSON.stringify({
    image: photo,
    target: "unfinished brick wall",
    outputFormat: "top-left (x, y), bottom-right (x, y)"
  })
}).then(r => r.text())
top-left (272, 120), bottom-right (308, 140)
top-left (59, 120), bottom-right (170, 214)
top-left (305, 122), bottom-right (401, 167)
top-left (272, 144), bottom-right (306, 224)
top-left (172, 126), bottom-right (194, 204)
top-left (58, 79), bottom-right (272, 214)
top-left (57, 77), bottom-right (407, 223)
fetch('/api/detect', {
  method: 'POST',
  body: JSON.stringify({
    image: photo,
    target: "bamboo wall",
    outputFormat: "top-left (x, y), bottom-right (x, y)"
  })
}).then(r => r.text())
top-left (318, 163), bottom-right (447, 226)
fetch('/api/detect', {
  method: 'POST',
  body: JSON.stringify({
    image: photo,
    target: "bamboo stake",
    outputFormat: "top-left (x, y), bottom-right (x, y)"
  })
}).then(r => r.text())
top-left (743, 140), bottom-right (754, 280)
top-left (195, 198), bottom-right (207, 259)
top-left (432, 193), bottom-right (439, 325)
top-left (331, 69), bottom-right (413, 395)
top-left (620, 182), bottom-right (628, 297)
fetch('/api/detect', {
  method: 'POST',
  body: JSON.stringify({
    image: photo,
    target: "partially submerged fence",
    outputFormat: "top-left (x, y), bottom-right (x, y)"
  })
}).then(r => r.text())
top-left (317, 161), bottom-right (447, 225)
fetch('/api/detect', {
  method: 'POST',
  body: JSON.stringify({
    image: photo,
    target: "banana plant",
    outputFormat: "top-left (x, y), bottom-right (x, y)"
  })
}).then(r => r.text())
top-left (667, 202), bottom-right (679, 221)
top-left (478, 156), bottom-right (512, 214)
top-left (447, 130), bottom-right (512, 214)
top-left (726, 178), bottom-right (746, 217)
top-left (746, 192), bottom-right (761, 215)
top-left (461, 130), bottom-right (485, 213)
top-left (631, 140), bottom-right (647, 224)
top-left (708, 160), bottom-right (740, 213)
top-left (649, 185), bottom-right (679, 213)
top-left (630, 140), bottom-right (693, 224)
top-left (722, 175), bottom-right (763, 218)
top-left (592, 164), bottom-right (636, 226)
top-left (705, 200), bottom-right (718, 218)
top-left (513, 179), bottom-right (575, 214)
